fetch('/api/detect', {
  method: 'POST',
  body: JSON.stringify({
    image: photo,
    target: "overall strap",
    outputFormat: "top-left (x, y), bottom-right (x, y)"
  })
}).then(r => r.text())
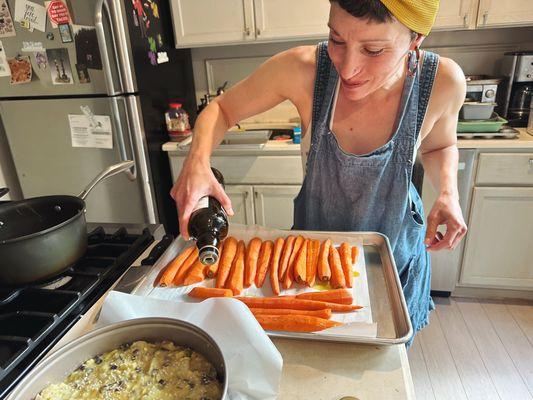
top-left (416, 51), bottom-right (440, 137)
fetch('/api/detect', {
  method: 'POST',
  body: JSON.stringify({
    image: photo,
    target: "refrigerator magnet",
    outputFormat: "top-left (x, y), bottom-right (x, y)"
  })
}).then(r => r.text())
top-left (73, 25), bottom-right (102, 70)
top-left (58, 23), bottom-right (73, 43)
top-left (14, 0), bottom-right (47, 32)
top-left (75, 63), bottom-right (90, 83)
top-left (0, 40), bottom-right (10, 77)
top-left (0, 0), bottom-right (16, 38)
top-left (7, 56), bottom-right (32, 84)
top-left (47, 48), bottom-right (73, 84)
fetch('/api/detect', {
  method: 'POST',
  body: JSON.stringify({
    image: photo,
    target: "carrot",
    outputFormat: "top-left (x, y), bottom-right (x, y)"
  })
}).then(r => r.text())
top-left (306, 239), bottom-right (320, 287)
top-left (329, 245), bottom-right (346, 288)
top-left (226, 240), bottom-right (245, 295)
top-left (296, 289), bottom-right (353, 305)
top-left (351, 245), bottom-right (358, 264)
top-left (318, 239), bottom-right (332, 282)
top-left (255, 240), bottom-right (273, 288)
top-left (237, 296), bottom-right (362, 312)
top-left (205, 241), bottom-right (223, 278)
top-left (269, 237), bottom-right (284, 295)
top-left (188, 287), bottom-right (233, 299)
top-left (254, 314), bottom-right (342, 332)
top-left (293, 238), bottom-right (308, 284)
top-left (283, 235), bottom-right (304, 289)
top-left (215, 237), bottom-right (237, 288)
top-left (339, 243), bottom-right (353, 288)
top-left (173, 247), bottom-right (199, 285)
top-left (158, 245), bottom-right (195, 286)
top-left (244, 237), bottom-right (262, 288)
top-left (249, 307), bottom-right (332, 319)
top-left (182, 259), bottom-right (206, 285)
top-left (324, 302), bottom-right (362, 312)
top-left (278, 235), bottom-right (295, 281)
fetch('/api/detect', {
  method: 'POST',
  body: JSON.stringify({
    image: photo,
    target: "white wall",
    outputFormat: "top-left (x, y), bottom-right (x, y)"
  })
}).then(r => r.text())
top-left (191, 26), bottom-right (533, 124)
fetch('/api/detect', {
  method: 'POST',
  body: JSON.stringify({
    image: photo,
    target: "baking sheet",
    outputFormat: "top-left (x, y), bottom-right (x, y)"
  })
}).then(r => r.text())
top-left (135, 224), bottom-right (378, 339)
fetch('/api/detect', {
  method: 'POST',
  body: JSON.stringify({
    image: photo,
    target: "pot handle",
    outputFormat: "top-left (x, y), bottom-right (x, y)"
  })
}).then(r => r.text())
top-left (78, 161), bottom-right (135, 201)
top-left (0, 187), bottom-right (8, 199)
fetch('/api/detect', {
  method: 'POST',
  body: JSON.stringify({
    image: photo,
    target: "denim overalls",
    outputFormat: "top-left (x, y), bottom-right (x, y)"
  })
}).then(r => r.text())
top-left (293, 42), bottom-right (439, 345)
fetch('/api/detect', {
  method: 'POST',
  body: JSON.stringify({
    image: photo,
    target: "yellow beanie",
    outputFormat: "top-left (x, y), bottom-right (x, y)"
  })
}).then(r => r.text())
top-left (379, 0), bottom-right (440, 36)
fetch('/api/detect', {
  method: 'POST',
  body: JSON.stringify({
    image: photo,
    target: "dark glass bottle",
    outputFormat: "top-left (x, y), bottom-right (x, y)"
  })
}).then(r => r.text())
top-left (188, 168), bottom-right (229, 265)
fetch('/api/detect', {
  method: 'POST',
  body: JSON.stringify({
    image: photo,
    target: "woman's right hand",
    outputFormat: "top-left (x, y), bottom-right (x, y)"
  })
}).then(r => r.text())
top-left (170, 157), bottom-right (234, 239)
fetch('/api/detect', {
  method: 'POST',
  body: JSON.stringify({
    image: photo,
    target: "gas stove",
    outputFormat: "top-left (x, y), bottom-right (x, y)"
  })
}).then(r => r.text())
top-left (0, 223), bottom-right (168, 398)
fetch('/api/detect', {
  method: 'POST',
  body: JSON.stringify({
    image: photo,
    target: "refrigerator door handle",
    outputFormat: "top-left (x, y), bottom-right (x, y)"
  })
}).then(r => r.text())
top-left (108, 0), bottom-right (136, 93)
top-left (95, 0), bottom-right (122, 95)
top-left (111, 96), bottom-right (137, 180)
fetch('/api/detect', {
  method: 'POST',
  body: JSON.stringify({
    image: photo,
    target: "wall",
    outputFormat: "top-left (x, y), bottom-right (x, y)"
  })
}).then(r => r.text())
top-left (191, 26), bottom-right (533, 124)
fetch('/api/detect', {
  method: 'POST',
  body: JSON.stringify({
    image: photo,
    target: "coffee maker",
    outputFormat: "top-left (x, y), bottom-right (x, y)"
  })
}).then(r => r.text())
top-left (500, 51), bottom-right (533, 127)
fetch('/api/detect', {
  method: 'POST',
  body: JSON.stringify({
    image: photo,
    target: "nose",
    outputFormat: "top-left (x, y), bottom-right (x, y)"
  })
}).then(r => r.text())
top-left (338, 49), bottom-right (363, 80)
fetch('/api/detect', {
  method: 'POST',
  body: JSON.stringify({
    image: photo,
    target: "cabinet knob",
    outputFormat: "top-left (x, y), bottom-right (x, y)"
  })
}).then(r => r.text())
top-left (244, 27), bottom-right (251, 36)
top-left (257, 28), bottom-right (261, 36)
top-left (463, 14), bottom-right (468, 27)
top-left (482, 12), bottom-right (488, 25)
top-left (529, 158), bottom-right (533, 168)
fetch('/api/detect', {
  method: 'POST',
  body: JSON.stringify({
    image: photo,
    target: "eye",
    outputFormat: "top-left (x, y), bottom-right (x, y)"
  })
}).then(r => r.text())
top-left (329, 36), bottom-right (345, 46)
top-left (363, 48), bottom-right (384, 57)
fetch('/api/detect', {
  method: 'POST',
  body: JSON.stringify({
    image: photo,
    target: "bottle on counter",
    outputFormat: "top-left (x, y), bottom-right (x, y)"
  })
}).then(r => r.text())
top-left (188, 168), bottom-right (229, 265)
top-left (293, 126), bottom-right (302, 144)
top-left (165, 103), bottom-right (192, 142)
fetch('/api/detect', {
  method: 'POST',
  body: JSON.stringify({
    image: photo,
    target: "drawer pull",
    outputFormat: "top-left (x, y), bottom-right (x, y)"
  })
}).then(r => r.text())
top-left (529, 158), bottom-right (533, 168)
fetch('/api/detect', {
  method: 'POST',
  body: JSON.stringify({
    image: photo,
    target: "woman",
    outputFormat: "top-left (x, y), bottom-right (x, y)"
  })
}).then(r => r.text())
top-left (172, 0), bottom-right (467, 343)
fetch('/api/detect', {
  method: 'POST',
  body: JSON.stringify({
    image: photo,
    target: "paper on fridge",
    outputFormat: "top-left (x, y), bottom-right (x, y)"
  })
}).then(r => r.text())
top-left (68, 114), bottom-right (113, 149)
top-left (14, 0), bottom-right (47, 32)
top-left (96, 291), bottom-right (283, 400)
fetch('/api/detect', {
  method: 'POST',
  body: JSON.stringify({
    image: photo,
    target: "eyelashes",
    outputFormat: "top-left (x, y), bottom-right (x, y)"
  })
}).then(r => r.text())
top-left (328, 37), bottom-right (384, 57)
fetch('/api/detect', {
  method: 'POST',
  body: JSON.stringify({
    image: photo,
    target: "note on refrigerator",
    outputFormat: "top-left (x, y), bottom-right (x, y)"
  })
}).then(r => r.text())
top-left (68, 114), bottom-right (113, 149)
top-left (14, 0), bottom-right (47, 32)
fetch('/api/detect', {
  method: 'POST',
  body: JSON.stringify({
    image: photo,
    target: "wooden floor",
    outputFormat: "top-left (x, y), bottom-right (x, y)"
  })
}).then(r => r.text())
top-left (408, 297), bottom-right (533, 400)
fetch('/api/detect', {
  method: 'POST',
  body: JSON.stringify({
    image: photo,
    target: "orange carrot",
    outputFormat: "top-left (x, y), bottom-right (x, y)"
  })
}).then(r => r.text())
top-left (306, 239), bottom-right (320, 287)
top-left (254, 314), bottom-right (342, 332)
top-left (255, 240), bottom-right (273, 288)
top-left (158, 245), bottom-right (195, 286)
top-left (182, 259), bottom-right (206, 285)
top-left (293, 239), bottom-right (308, 284)
top-left (283, 235), bottom-right (304, 289)
top-left (244, 237), bottom-right (262, 288)
top-left (173, 247), bottom-right (199, 285)
top-left (269, 237), bottom-right (284, 295)
top-left (339, 243), bottom-right (353, 288)
top-left (205, 241), bottom-right (223, 278)
top-left (188, 287), bottom-right (233, 299)
top-left (237, 296), bottom-right (361, 312)
top-left (329, 245), bottom-right (346, 288)
top-left (318, 239), bottom-right (332, 282)
top-left (226, 240), bottom-right (245, 295)
top-left (278, 235), bottom-right (295, 281)
top-left (296, 289), bottom-right (353, 305)
top-left (351, 245), bottom-right (358, 264)
top-left (249, 307), bottom-right (332, 319)
top-left (215, 237), bottom-right (237, 288)
top-left (323, 302), bottom-right (362, 312)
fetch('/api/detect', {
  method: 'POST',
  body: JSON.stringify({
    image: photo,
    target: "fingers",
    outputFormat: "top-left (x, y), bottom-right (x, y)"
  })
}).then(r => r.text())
top-left (426, 222), bottom-right (467, 252)
top-left (424, 213), bottom-right (439, 246)
top-left (177, 198), bottom-right (195, 240)
top-left (213, 183), bottom-right (234, 216)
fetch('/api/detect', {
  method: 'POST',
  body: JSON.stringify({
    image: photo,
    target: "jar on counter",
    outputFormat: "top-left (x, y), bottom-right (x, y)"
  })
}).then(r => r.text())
top-left (165, 103), bottom-right (192, 141)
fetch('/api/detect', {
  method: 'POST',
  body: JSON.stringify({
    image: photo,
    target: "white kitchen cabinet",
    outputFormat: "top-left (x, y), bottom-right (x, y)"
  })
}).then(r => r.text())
top-left (460, 187), bottom-right (533, 290)
top-left (433, 0), bottom-right (478, 30)
top-left (226, 185), bottom-right (255, 225)
top-left (253, 0), bottom-right (329, 41)
top-left (253, 185), bottom-right (300, 230)
top-left (476, 0), bottom-right (533, 28)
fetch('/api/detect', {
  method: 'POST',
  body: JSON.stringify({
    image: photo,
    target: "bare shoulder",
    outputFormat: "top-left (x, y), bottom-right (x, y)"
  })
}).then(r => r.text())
top-left (432, 56), bottom-right (466, 110)
top-left (272, 45), bottom-right (317, 85)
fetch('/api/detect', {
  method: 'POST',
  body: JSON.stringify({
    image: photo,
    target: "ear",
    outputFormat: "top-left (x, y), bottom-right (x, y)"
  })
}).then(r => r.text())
top-left (410, 33), bottom-right (425, 50)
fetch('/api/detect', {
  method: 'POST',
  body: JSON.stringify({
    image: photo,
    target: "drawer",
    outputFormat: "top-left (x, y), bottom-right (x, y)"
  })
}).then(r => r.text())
top-left (476, 153), bottom-right (533, 186)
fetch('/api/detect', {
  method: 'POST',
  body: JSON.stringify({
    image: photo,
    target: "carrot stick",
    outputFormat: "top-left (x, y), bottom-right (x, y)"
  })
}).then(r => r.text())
top-left (306, 239), bottom-right (320, 287)
top-left (226, 240), bottom-right (245, 295)
top-left (278, 235), bottom-right (295, 282)
top-left (324, 302), bottom-right (362, 312)
top-left (339, 243), bottom-right (353, 288)
top-left (173, 247), bottom-right (199, 285)
top-left (188, 287), bottom-right (233, 299)
top-left (215, 237), bottom-right (237, 288)
top-left (205, 241), bottom-right (223, 278)
top-left (182, 259), bottom-right (206, 285)
top-left (293, 238), bottom-right (308, 284)
top-left (283, 235), bottom-right (304, 289)
top-left (329, 245), bottom-right (346, 288)
top-left (249, 307), bottom-right (332, 319)
top-left (254, 314), bottom-right (342, 332)
top-left (244, 237), bottom-right (262, 288)
top-left (237, 296), bottom-right (361, 312)
top-left (255, 240), bottom-right (273, 288)
top-left (318, 239), bottom-right (332, 282)
top-left (269, 237), bottom-right (284, 295)
top-left (296, 289), bottom-right (353, 305)
top-left (351, 245), bottom-right (358, 264)
top-left (158, 245), bottom-right (195, 286)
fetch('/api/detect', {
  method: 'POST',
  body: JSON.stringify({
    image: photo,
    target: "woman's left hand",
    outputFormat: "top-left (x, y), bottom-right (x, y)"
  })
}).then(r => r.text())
top-left (424, 193), bottom-right (467, 251)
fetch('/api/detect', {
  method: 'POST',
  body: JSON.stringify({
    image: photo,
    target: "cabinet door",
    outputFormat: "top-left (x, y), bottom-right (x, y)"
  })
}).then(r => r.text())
top-left (460, 187), bottom-right (533, 290)
top-left (169, 0), bottom-right (255, 47)
top-left (433, 0), bottom-right (478, 30)
top-left (477, 0), bottom-right (533, 27)
top-left (254, 185), bottom-right (301, 230)
top-left (226, 185), bottom-right (255, 225)
top-left (253, 0), bottom-right (329, 41)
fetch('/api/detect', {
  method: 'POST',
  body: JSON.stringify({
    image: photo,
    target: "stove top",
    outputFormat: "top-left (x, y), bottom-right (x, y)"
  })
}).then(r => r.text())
top-left (0, 224), bottom-right (161, 398)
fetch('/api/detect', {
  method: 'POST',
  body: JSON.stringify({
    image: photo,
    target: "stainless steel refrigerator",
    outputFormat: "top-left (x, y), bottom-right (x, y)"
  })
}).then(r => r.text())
top-left (0, 0), bottom-right (195, 231)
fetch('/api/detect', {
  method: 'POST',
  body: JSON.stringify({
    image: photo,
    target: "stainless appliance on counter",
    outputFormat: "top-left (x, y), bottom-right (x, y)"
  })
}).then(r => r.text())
top-left (500, 51), bottom-right (533, 127)
top-left (465, 75), bottom-right (502, 103)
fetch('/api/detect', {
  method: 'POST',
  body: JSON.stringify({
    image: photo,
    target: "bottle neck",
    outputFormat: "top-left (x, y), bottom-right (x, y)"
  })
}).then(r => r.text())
top-left (197, 232), bottom-right (220, 265)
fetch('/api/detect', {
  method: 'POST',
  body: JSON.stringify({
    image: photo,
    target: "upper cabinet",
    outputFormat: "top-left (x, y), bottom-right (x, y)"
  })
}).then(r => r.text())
top-left (476, 0), bottom-right (533, 28)
top-left (433, 0), bottom-right (478, 30)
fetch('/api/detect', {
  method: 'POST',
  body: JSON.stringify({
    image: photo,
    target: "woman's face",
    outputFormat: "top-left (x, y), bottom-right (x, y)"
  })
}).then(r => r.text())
top-left (327, 2), bottom-right (420, 101)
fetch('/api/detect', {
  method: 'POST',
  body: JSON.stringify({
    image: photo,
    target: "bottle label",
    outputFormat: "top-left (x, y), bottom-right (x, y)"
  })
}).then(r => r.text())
top-left (193, 196), bottom-right (209, 212)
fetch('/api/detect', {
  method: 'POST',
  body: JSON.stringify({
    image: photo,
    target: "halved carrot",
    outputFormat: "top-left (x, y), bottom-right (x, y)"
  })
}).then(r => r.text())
top-left (215, 237), bottom-right (237, 288)
top-left (205, 241), bottom-right (223, 278)
top-left (226, 240), bottom-right (245, 295)
top-left (173, 247), bottom-right (199, 285)
top-left (255, 314), bottom-right (342, 332)
top-left (188, 287), bottom-right (233, 299)
top-left (283, 235), bottom-right (305, 289)
top-left (249, 307), bottom-right (332, 319)
top-left (339, 243), bottom-right (353, 288)
top-left (329, 245), bottom-right (346, 288)
top-left (244, 237), bottom-right (262, 288)
top-left (158, 245), bottom-right (195, 286)
top-left (296, 289), bottom-right (353, 305)
top-left (306, 239), bottom-right (320, 287)
top-left (269, 237), bottom-right (284, 295)
top-left (255, 240), bottom-right (273, 288)
top-left (182, 259), bottom-right (206, 286)
top-left (351, 245), bottom-right (358, 264)
top-left (237, 296), bottom-right (361, 312)
top-left (278, 235), bottom-right (295, 281)
top-left (318, 239), bottom-right (332, 282)
top-left (293, 239), bottom-right (308, 284)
